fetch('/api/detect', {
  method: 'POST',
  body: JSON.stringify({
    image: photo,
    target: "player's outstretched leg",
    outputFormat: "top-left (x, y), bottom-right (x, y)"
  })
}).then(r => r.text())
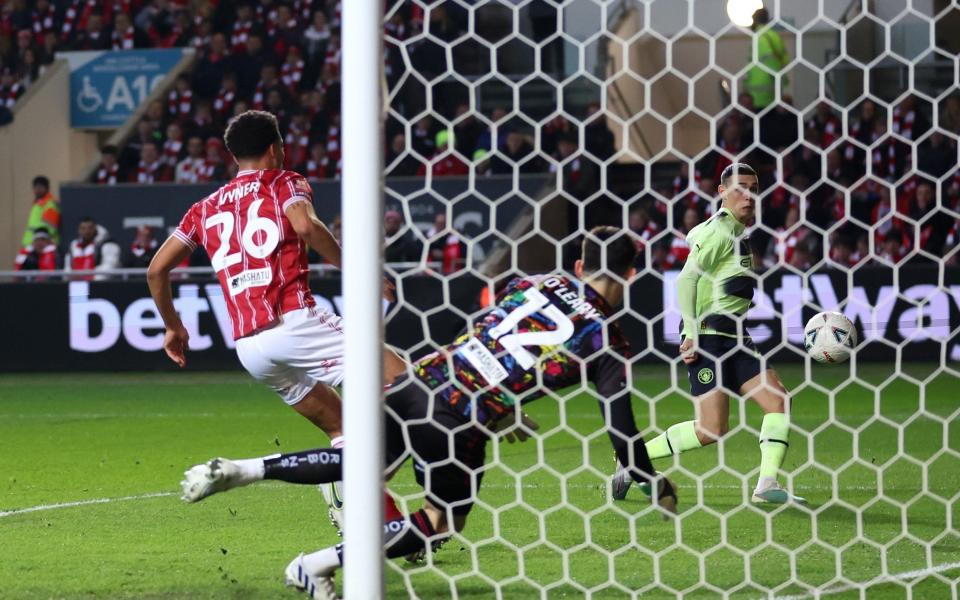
top-left (180, 448), bottom-right (342, 503)
top-left (612, 391), bottom-right (724, 501)
top-left (741, 370), bottom-right (806, 505)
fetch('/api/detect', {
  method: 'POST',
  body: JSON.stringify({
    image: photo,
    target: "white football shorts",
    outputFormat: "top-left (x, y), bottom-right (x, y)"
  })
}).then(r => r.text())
top-left (235, 306), bottom-right (345, 405)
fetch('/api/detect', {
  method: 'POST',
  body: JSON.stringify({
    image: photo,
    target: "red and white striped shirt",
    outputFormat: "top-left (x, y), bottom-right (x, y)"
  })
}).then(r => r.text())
top-left (95, 163), bottom-right (120, 185)
top-left (173, 169), bottom-right (316, 339)
top-left (112, 25), bottom-right (135, 50)
top-left (231, 19), bottom-right (253, 52)
top-left (162, 139), bottom-right (183, 167)
top-left (168, 89), bottom-right (193, 119)
top-left (214, 87), bottom-right (235, 117)
top-left (281, 58), bottom-right (304, 93)
top-left (137, 159), bottom-right (164, 183)
top-left (32, 5), bottom-right (56, 43)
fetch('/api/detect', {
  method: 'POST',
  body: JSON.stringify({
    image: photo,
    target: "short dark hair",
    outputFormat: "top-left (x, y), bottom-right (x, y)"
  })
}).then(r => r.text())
top-left (720, 162), bottom-right (757, 186)
top-left (101, 145), bottom-right (118, 156)
top-left (224, 110), bottom-right (282, 159)
top-left (79, 216), bottom-right (95, 224)
top-left (752, 8), bottom-right (770, 27)
top-left (33, 175), bottom-right (49, 188)
top-left (581, 226), bottom-right (637, 279)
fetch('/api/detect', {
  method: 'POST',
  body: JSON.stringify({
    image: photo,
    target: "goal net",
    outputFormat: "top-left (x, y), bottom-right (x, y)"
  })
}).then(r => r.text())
top-left (380, 1), bottom-right (960, 597)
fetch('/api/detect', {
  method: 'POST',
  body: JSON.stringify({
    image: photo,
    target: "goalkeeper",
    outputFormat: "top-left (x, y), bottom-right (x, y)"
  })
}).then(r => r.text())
top-left (614, 163), bottom-right (804, 506)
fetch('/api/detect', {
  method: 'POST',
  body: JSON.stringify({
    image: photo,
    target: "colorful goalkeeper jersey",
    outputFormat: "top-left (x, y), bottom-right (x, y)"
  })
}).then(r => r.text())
top-left (412, 274), bottom-right (630, 424)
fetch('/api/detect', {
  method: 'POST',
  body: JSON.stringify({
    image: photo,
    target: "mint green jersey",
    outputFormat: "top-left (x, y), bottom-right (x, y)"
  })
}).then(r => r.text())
top-left (677, 208), bottom-right (755, 339)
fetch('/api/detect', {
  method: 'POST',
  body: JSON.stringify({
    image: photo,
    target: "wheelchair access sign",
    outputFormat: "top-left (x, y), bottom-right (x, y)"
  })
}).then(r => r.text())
top-left (62, 49), bottom-right (188, 129)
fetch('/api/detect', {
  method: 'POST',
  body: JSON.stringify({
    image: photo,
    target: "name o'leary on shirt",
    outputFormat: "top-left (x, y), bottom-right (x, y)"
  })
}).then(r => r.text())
top-left (542, 277), bottom-right (603, 321)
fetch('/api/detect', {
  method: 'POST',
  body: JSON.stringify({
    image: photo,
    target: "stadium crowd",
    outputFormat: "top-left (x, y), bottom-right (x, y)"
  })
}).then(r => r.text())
top-left (626, 92), bottom-right (960, 273)
top-left (5, 2), bottom-right (959, 276)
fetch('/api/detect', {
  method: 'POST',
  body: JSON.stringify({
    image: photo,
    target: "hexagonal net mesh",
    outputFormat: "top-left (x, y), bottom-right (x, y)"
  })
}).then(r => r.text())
top-left (379, 1), bottom-right (960, 597)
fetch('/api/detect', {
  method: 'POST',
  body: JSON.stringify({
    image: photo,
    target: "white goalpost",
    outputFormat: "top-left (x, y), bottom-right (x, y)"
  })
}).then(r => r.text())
top-left (341, 0), bottom-right (386, 598)
top-left (343, 0), bottom-right (960, 597)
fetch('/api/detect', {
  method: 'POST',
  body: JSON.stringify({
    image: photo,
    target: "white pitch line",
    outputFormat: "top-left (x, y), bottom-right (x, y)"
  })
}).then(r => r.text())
top-left (773, 561), bottom-right (960, 600)
top-left (0, 491), bottom-right (176, 518)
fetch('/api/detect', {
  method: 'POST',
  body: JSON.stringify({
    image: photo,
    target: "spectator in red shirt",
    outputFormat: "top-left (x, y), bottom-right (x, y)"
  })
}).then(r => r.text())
top-left (305, 142), bottom-right (331, 181)
top-left (162, 122), bottom-right (185, 169)
top-left (628, 207), bottom-right (660, 247)
top-left (124, 226), bottom-right (160, 268)
top-left (135, 141), bottom-right (170, 183)
top-left (175, 135), bottom-right (206, 183)
top-left (65, 218), bottom-right (122, 278)
top-left (91, 145), bottom-right (121, 185)
top-left (829, 237), bottom-right (857, 268)
top-left (879, 229), bottom-right (907, 264)
top-left (111, 11), bottom-right (138, 50)
top-left (75, 12), bottom-right (108, 50)
top-left (198, 137), bottom-right (227, 182)
top-left (214, 72), bottom-right (238, 119)
top-left (426, 212), bottom-right (466, 274)
top-left (668, 207), bottom-right (700, 268)
top-left (15, 229), bottom-right (59, 272)
top-left (167, 74), bottom-right (193, 122)
top-left (417, 130), bottom-right (468, 177)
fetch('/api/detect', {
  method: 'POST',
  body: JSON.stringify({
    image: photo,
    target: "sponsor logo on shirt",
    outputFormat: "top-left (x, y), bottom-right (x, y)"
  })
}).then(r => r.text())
top-left (458, 337), bottom-right (508, 385)
top-left (294, 178), bottom-right (312, 196)
top-left (228, 267), bottom-right (272, 296)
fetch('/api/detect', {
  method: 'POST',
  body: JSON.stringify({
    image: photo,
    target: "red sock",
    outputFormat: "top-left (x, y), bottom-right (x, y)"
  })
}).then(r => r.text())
top-left (384, 491), bottom-right (403, 521)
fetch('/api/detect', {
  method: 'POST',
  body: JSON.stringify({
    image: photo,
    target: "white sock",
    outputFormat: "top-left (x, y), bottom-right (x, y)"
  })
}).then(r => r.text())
top-left (330, 436), bottom-right (345, 449)
top-left (755, 476), bottom-right (779, 493)
top-left (302, 547), bottom-right (341, 577)
top-left (232, 458), bottom-right (265, 485)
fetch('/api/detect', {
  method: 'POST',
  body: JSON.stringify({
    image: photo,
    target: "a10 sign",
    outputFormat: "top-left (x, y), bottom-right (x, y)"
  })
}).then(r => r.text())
top-left (63, 49), bottom-right (190, 130)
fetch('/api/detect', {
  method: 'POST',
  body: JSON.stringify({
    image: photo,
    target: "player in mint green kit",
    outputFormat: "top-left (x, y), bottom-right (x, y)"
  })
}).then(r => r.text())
top-left (614, 162), bottom-right (805, 505)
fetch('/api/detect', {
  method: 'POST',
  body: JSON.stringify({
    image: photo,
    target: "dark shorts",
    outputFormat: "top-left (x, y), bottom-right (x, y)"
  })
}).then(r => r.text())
top-left (385, 379), bottom-right (487, 517)
top-left (686, 334), bottom-right (763, 396)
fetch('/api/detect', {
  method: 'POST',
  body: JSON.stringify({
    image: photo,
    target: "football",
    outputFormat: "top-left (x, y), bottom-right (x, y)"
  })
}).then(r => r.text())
top-left (804, 311), bottom-right (857, 363)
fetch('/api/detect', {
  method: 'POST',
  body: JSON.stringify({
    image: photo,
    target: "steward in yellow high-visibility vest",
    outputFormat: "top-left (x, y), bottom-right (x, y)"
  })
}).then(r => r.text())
top-left (744, 8), bottom-right (789, 110)
top-left (21, 175), bottom-right (61, 247)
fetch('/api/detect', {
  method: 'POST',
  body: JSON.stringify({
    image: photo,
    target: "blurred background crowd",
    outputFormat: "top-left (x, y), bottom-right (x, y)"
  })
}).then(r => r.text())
top-left (4, 1), bottom-right (960, 277)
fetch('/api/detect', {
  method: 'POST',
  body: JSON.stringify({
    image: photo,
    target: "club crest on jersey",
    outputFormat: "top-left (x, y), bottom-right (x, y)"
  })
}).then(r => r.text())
top-left (228, 267), bottom-right (272, 296)
top-left (697, 368), bottom-right (714, 384)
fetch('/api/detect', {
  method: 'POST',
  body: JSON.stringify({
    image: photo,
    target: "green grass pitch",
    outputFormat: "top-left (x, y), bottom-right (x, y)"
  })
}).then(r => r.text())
top-left (2, 364), bottom-right (959, 599)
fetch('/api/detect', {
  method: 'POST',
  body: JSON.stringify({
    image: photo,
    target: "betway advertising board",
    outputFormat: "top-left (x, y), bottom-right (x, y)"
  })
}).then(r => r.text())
top-left (1, 267), bottom-right (958, 372)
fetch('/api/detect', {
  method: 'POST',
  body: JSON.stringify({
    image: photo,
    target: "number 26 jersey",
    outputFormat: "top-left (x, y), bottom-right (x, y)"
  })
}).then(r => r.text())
top-left (173, 169), bottom-right (316, 340)
top-left (413, 274), bottom-right (631, 424)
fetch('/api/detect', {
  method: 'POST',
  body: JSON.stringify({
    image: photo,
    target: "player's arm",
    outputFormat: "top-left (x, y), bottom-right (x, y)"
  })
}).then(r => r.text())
top-left (676, 231), bottom-right (723, 363)
top-left (285, 199), bottom-right (342, 269)
top-left (591, 354), bottom-right (656, 484)
top-left (675, 248), bottom-right (702, 364)
top-left (146, 236), bottom-right (193, 368)
top-left (285, 198), bottom-right (397, 302)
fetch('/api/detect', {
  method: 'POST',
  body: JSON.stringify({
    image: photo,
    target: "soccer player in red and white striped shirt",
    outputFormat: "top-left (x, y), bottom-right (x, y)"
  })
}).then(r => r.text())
top-left (147, 110), bottom-right (404, 462)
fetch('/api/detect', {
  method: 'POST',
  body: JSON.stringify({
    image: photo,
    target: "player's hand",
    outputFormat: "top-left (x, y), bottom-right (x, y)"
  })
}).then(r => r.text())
top-left (679, 338), bottom-right (698, 364)
top-left (164, 325), bottom-right (190, 368)
top-left (382, 277), bottom-right (396, 303)
top-left (497, 412), bottom-right (540, 443)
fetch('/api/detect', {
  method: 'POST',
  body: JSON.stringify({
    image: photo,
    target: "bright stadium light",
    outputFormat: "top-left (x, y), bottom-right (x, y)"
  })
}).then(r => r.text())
top-left (727, 0), bottom-right (764, 27)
